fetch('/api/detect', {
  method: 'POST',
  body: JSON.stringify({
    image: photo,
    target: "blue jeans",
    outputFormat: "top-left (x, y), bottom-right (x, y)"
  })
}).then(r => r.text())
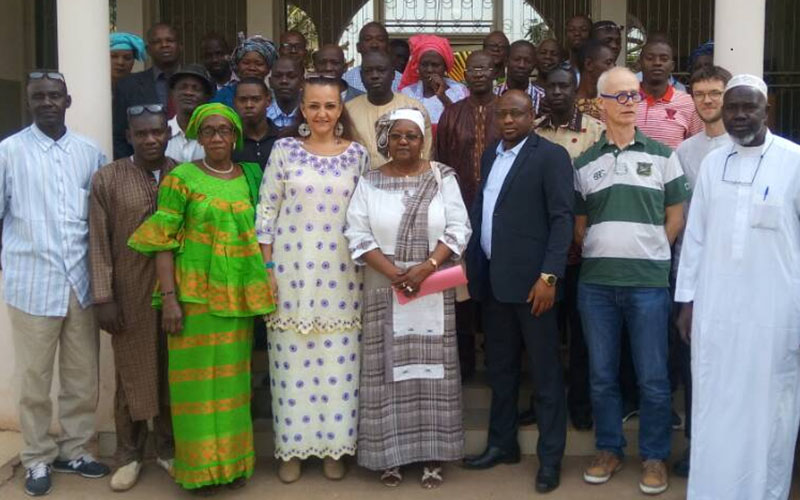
top-left (577, 283), bottom-right (672, 460)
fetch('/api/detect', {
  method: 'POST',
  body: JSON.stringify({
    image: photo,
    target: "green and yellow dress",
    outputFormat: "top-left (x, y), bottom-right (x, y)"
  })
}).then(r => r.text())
top-left (128, 162), bottom-right (275, 489)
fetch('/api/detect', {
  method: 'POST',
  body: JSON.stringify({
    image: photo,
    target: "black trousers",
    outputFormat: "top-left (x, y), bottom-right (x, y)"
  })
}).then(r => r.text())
top-left (565, 264), bottom-right (592, 419)
top-left (482, 292), bottom-right (567, 467)
top-left (456, 299), bottom-right (478, 376)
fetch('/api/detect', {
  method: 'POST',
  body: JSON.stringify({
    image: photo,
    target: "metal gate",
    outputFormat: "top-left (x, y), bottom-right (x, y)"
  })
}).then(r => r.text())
top-left (159, 0), bottom-right (247, 65)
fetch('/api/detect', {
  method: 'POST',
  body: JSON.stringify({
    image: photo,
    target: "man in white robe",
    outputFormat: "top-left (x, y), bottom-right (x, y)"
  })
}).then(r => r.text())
top-left (675, 74), bottom-right (800, 500)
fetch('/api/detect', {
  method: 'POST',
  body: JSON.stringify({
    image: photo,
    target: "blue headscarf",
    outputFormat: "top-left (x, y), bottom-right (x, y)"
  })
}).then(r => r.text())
top-left (689, 41), bottom-right (714, 69)
top-left (110, 32), bottom-right (147, 62)
top-left (231, 32), bottom-right (278, 68)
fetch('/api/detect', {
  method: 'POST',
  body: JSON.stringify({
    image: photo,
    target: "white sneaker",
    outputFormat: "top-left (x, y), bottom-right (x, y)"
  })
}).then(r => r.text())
top-left (110, 461), bottom-right (141, 492)
top-left (156, 457), bottom-right (174, 478)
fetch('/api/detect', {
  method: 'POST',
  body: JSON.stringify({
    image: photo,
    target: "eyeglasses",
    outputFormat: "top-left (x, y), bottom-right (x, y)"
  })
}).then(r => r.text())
top-left (466, 66), bottom-right (492, 75)
top-left (127, 104), bottom-right (165, 116)
top-left (198, 125), bottom-right (235, 139)
top-left (280, 43), bottom-right (305, 51)
top-left (599, 91), bottom-right (643, 104)
top-left (494, 109), bottom-right (530, 119)
top-left (692, 90), bottom-right (723, 101)
top-left (721, 139), bottom-right (774, 185)
top-left (388, 132), bottom-right (422, 142)
top-left (28, 71), bottom-right (65, 83)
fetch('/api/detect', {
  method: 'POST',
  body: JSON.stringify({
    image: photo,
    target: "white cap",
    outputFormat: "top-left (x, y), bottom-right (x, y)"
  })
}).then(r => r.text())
top-left (724, 74), bottom-right (768, 100)
top-left (388, 108), bottom-right (426, 137)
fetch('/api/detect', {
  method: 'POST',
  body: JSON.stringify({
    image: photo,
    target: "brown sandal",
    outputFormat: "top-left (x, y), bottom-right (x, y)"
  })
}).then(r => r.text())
top-left (421, 464), bottom-right (443, 489)
top-left (380, 467), bottom-right (402, 487)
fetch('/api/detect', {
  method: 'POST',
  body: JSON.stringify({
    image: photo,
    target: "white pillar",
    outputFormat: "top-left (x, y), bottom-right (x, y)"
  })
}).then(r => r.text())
top-left (714, 0), bottom-right (765, 77)
top-left (56, 0), bottom-right (116, 435)
top-left (248, 0), bottom-right (283, 40)
top-left (593, 0), bottom-right (628, 65)
top-left (57, 0), bottom-right (113, 159)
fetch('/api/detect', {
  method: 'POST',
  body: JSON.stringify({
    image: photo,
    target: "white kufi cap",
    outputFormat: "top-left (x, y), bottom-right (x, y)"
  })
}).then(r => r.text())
top-left (724, 74), bottom-right (768, 100)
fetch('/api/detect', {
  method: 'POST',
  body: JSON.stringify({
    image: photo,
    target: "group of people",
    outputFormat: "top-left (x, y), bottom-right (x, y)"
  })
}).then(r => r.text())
top-left (3, 13), bottom-right (800, 500)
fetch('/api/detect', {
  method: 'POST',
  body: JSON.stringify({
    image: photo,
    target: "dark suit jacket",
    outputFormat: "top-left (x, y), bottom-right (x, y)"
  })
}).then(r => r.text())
top-left (113, 68), bottom-right (161, 159)
top-left (466, 132), bottom-right (574, 304)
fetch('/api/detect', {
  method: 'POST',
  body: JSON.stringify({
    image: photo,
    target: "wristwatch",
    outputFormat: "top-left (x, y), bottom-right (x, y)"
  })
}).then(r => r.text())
top-left (540, 273), bottom-right (558, 287)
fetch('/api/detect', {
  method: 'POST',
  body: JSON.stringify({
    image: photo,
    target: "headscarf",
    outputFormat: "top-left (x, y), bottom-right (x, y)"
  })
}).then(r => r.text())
top-left (231, 32), bottom-right (278, 69)
top-left (185, 103), bottom-right (244, 151)
top-left (110, 32), bottom-right (147, 62)
top-left (398, 35), bottom-right (456, 90)
top-left (689, 41), bottom-right (714, 69)
top-left (375, 107), bottom-right (426, 158)
top-left (725, 74), bottom-right (768, 100)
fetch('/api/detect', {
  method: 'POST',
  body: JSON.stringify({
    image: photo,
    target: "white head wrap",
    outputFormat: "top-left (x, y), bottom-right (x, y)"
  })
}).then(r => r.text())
top-left (388, 108), bottom-right (426, 137)
top-left (724, 74), bottom-right (768, 100)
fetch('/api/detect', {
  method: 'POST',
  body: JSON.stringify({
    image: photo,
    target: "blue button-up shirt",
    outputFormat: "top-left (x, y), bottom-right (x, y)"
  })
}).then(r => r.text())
top-left (0, 125), bottom-right (105, 316)
top-left (266, 100), bottom-right (299, 129)
top-left (480, 136), bottom-right (528, 259)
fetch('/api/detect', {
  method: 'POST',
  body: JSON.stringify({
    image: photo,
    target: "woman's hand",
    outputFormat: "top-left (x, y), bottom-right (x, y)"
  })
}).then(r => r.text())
top-left (162, 296), bottom-right (184, 336)
top-left (429, 74), bottom-right (448, 98)
top-left (396, 262), bottom-right (434, 297)
top-left (267, 268), bottom-right (279, 303)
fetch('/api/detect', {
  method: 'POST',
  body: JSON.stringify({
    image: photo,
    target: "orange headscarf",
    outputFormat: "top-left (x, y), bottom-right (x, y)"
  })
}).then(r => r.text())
top-left (398, 34), bottom-right (456, 91)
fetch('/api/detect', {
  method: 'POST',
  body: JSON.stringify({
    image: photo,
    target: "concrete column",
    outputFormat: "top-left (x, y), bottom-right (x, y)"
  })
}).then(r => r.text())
top-left (714, 0), bottom-right (765, 77)
top-left (248, 0), bottom-right (283, 40)
top-left (115, 0), bottom-right (146, 73)
top-left (57, 0), bottom-right (113, 158)
top-left (56, 0), bottom-right (116, 434)
top-left (592, 0), bottom-right (628, 65)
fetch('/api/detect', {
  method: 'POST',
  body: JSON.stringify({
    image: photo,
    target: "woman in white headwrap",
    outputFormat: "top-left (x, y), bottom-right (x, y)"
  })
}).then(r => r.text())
top-left (345, 108), bottom-right (471, 489)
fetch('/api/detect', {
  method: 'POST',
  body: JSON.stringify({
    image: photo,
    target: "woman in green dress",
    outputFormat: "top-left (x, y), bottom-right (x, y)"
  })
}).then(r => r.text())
top-left (128, 103), bottom-right (276, 495)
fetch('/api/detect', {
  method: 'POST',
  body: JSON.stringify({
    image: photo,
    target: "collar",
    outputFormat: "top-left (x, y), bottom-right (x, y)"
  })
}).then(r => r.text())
top-left (495, 135), bottom-right (529, 156)
top-left (167, 116), bottom-right (185, 139)
top-left (30, 123), bottom-right (71, 153)
top-left (269, 100), bottom-right (298, 117)
top-left (732, 130), bottom-right (774, 156)
top-left (536, 106), bottom-right (583, 132)
top-left (244, 119), bottom-right (280, 142)
top-left (597, 128), bottom-right (649, 152)
top-left (641, 84), bottom-right (675, 106)
top-left (152, 65), bottom-right (165, 81)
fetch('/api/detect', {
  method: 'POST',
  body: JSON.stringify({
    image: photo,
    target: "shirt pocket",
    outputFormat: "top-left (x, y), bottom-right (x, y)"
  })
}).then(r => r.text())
top-left (69, 187), bottom-right (90, 221)
top-left (749, 196), bottom-right (782, 230)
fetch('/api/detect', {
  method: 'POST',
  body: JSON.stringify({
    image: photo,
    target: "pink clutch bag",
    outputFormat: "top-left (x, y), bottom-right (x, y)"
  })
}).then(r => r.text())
top-left (394, 265), bottom-right (468, 305)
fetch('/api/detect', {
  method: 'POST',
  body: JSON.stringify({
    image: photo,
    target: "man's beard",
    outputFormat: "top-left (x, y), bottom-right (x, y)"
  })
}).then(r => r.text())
top-left (731, 132), bottom-right (757, 146)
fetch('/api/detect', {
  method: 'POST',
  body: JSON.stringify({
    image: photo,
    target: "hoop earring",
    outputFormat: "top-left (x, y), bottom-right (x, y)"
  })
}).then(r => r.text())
top-left (298, 122), bottom-right (311, 137)
top-left (334, 122), bottom-right (344, 137)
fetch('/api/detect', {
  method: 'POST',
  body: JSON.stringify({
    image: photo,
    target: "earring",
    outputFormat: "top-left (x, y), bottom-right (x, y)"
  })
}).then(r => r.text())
top-left (334, 122), bottom-right (344, 137)
top-left (298, 122), bottom-right (311, 137)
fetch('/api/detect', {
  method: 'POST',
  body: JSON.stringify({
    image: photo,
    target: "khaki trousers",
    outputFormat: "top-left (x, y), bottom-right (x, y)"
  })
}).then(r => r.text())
top-left (9, 291), bottom-right (99, 468)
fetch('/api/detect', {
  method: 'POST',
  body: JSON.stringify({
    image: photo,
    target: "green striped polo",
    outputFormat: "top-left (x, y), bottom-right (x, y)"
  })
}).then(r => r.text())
top-left (574, 129), bottom-right (690, 287)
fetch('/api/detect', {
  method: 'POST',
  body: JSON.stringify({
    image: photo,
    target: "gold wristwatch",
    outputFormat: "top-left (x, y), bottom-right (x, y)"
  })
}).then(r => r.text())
top-left (540, 273), bottom-right (557, 287)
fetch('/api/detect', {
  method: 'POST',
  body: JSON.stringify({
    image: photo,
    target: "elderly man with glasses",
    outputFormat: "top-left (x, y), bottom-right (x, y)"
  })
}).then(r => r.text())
top-left (573, 67), bottom-right (689, 496)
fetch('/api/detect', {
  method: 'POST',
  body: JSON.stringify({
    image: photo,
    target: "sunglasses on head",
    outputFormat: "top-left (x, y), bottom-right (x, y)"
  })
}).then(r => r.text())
top-left (28, 71), bottom-right (65, 83)
top-left (127, 104), bottom-right (166, 116)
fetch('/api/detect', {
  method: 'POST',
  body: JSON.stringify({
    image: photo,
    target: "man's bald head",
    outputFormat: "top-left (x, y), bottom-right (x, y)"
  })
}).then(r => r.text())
top-left (313, 44), bottom-right (346, 78)
top-left (495, 89), bottom-right (534, 145)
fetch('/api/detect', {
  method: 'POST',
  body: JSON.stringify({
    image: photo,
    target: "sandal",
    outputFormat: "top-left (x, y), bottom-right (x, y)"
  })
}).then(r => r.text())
top-left (421, 464), bottom-right (443, 489)
top-left (380, 467), bottom-right (403, 487)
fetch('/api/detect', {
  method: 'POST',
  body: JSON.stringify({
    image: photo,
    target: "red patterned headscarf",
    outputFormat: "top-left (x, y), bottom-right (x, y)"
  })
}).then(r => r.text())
top-left (398, 35), bottom-right (456, 90)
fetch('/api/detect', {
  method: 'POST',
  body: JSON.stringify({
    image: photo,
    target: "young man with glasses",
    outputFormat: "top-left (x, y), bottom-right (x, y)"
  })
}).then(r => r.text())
top-left (573, 67), bottom-right (689, 495)
top-left (675, 74), bottom-right (800, 500)
top-left (669, 64), bottom-right (732, 479)
top-left (0, 70), bottom-right (110, 496)
top-left (436, 50), bottom-right (500, 381)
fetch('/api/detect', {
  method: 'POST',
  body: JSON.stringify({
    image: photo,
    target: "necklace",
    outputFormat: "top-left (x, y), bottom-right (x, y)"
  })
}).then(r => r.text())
top-left (202, 158), bottom-right (234, 174)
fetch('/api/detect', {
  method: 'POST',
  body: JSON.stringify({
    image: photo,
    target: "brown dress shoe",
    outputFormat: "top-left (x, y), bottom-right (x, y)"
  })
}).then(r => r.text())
top-left (583, 451), bottom-right (623, 484)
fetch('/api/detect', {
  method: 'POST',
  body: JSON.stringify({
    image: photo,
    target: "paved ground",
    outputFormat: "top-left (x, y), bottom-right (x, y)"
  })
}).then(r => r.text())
top-left (0, 456), bottom-right (695, 500)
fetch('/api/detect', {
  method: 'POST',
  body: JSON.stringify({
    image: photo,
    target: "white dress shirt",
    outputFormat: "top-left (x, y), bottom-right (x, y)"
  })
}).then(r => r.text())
top-left (480, 136), bottom-right (529, 259)
top-left (165, 116), bottom-right (204, 164)
top-left (0, 124), bottom-right (106, 316)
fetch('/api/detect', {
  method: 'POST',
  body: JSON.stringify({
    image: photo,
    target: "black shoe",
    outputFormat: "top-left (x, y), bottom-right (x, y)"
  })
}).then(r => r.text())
top-left (673, 446), bottom-right (690, 478)
top-left (52, 454), bottom-right (110, 479)
top-left (571, 413), bottom-right (593, 431)
top-left (622, 407), bottom-right (639, 423)
top-left (671, 410), bottom-right (684, 430)
top-left (535, 464), bottom-right (561, 493)
top-left (518, 408), bottom-right (537, 426)
top-left (25, 463), bottom-right (52, 497)
top-left (462, 446), bottom-right (521, 470)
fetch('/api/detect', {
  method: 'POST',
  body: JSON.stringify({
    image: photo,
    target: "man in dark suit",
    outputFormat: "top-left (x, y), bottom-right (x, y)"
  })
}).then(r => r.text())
top-left (462, 89), bottom-right (573, 493)
top-left (113, 23), bottom-right (181, 159)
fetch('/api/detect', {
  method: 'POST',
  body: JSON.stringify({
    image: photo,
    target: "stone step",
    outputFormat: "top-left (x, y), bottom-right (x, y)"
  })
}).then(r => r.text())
top-left (0, 431), bottom-right (22, 486)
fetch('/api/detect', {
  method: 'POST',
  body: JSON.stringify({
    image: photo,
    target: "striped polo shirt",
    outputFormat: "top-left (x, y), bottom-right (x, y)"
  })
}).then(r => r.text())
top-left (574, 129), bottom-right (690, 287)
top-left (636, 85), bottom-right (703, 149)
